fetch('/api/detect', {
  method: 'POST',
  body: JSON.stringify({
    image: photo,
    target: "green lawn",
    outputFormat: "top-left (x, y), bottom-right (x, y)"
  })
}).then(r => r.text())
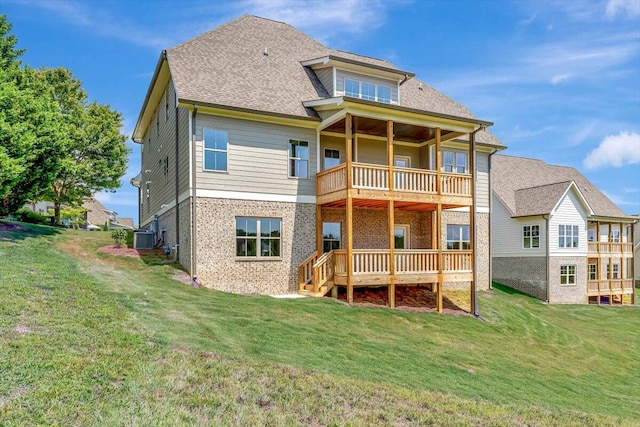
top-left (1, 222), bottom-right (639, 426)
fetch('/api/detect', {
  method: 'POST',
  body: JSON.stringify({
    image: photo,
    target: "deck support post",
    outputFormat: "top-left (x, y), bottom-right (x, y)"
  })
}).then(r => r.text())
top-left (387, 120), bottom-right (396, 308)
top-left (346, 113), bottom-right (354, 304)
top-left (435, 128), bottom-right (443, 313)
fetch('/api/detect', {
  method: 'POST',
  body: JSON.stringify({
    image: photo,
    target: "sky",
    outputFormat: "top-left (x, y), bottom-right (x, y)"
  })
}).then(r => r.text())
top-left (2, 0), bottom-right (639, 222)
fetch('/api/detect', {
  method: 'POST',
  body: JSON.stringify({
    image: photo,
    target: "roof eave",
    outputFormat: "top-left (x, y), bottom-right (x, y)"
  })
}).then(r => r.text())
top-left (301, 55), bottom-right (415, 81)
top-left (132, 51), bottom-right (171, 143)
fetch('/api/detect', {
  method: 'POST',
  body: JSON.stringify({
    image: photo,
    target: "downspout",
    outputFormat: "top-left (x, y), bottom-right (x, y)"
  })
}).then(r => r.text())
top-left (543, 214), bottom-right (550, 303)
top-left (174, 84), bottom-right (180, 262)
top-left (190, 105), bottom-right (198, 283)
top-left (487, 147), bottom-right (498, 290)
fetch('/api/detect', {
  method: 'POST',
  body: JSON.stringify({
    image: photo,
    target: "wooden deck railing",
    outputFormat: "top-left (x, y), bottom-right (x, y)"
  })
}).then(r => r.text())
top-left (298, 251), bottom-right (318, 291)
top-left (588, 242), bottom-right (634, 254)
top-left (587, 279), bottom-right (634, 294)
top-left (312, 251), bottom-right (334, 293)
top-left (316, 163), bottom-right (472, 198)
top-left (332, 249), bottom-right (472, 276)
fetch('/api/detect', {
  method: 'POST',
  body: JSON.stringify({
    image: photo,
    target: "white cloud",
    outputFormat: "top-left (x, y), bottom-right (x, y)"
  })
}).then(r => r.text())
top-left (606, 0), bottom-right (640, 19)
top-left (583, 131), bottom-right (640, 169)
top-left (567, 121), bottom-right (597, 147)
top-left (550, 73), bottom-right (571, 84)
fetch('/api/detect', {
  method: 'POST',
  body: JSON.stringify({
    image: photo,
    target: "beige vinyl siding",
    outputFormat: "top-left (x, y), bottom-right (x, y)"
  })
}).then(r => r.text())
top-left (315, 67), bottom-right (334, 96)
top-left (548, 189), bottom-right (588, 257)
top-left (491, 193), bottom-right (546, 257)
top-left (355, 137), bottom-right (386, 165)
top-left (141, 79), bottom-right (181, 225)
top-left (177, 107), bottom-right (190, 194)
top-left (320, 135), bottom-right (345, 170)
top-left (335, 69), bottom-right (399, 104)
top-left (194, 115), bottom-right (317, 196)
top-left (394, 145), bottom-right (421, 168)
top-left (476, 151), bottom-right (489, 209)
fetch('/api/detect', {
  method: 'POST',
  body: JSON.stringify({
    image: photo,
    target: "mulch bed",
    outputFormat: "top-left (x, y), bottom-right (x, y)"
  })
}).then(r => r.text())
top-left (331, 286), bottom-right (469, 315)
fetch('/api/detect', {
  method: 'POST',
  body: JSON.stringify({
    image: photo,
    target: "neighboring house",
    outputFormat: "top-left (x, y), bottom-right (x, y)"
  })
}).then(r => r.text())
top-left (131, 15), bottom-right (504, 311)
top-left (23, 201), bottom-right (54, 215)
top-left (83, 197), bottom-right (135, 231)
top-left (491, 155), bottom-right (636, 304)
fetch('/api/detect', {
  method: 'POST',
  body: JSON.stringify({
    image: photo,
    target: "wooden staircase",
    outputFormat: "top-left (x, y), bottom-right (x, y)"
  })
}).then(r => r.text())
top-left (298, 251), bottom-right (335, 297)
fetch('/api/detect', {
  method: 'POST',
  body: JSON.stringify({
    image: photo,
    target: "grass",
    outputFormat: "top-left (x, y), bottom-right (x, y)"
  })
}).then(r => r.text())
top-left (1, 221), bottom-right (639, 426)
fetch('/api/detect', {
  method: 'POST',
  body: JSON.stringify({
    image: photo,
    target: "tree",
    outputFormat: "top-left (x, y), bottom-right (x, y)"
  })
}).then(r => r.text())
top-left (39, 68), bottom-right (129, 225)
top-left (58, 205), bottom-right (87, 229)
top-left (0, 15), bottom-right (68, 216)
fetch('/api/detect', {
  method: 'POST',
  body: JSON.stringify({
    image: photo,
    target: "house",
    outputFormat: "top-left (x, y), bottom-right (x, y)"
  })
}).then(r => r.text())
top-left (81, 197), bottom-right (135, 231)
top-left (491, 155), bottom-right (636, 304)
top-left (131, 15), bottom-right (504, 312)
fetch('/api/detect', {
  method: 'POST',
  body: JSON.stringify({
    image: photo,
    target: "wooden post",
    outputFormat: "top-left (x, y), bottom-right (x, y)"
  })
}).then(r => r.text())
top-left (435, 128), bottom-right (442, 194)
top-left (346, 113), bottom-right (354, 304)
top-left (436, 202), bottom-right (443, 313)
top-left (596, 221), bottom-right (601, 302)
top-left (632, 222), bottom-right (636, 305)
top-left (387, 121), bottom-right (395, 308)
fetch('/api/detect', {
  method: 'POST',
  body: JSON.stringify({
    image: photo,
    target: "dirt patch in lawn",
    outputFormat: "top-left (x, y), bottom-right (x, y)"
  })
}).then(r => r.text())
top-left (331, 286), bottom-right (470, 315)
top-left (98, 245), bottom-right (165, 258)
top-left (0, 221), bottom-right (27, 232)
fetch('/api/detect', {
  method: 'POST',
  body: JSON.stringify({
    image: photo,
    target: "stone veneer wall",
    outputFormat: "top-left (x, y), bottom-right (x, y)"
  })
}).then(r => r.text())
top-left (492, 257), bottom-right (547, 300)
top-left (441, 211), bottom-right (490, 290)
top-left (178, 199), bottom-right (192, 274)
top-left (194, 198), bottom-right (315, 294)
top-left (548, 256), bottom-right (587, 304)
top-left (321, 208), bottom-right (432, 249)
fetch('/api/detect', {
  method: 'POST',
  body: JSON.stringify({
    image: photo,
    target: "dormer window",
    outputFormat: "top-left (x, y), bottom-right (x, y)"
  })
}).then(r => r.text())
top-left (344, 77), bottom-right (392, 104)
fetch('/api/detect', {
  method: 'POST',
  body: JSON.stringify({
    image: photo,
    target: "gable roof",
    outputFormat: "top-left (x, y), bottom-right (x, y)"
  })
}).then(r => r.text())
top-left (492, 154), bottom-right (629, 219)
top-left (135, 15), bottom-right (502, 147)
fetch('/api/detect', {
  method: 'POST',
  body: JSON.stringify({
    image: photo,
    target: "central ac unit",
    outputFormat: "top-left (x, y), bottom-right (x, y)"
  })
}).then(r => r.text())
top-left (133, 230), bottom-right (155, 249)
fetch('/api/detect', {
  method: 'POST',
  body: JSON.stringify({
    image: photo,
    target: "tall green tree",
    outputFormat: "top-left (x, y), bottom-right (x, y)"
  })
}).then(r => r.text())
top-left (39, 68), bottom-right (129, 224)
top-left (0, 15), bottom-right (67, 215)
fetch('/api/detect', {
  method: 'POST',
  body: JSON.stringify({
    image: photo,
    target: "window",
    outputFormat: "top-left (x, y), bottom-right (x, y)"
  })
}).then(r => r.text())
top-left (145, 182), bottom-right (150, 214)
top-left (361, 82), bottom-right (376, 101)
top-left (165, 90), bottom-right (169, 121)
top-left (442, 151), bottom-right (468, 174)
top-left (236, 217), bottom-right (281, 258)
top-left (559, 225), bottom-right (579, 248)
top-left (611, 230), bottom-right (620, 243)
top-left (377, 85), bottom-right (391, 103)
top-left (446, 224), bottom-right (470, 250)
top-left (394, 225), bottom-right (410, 249)
top-left (560, 265), bottom-right (576, 285)
top-left (523, 225), bottom-right (540, 249)
top-left (345, 79), bottom-right (360, 97)
top-left (607, 264), bottom-right (619, 279)
top-left (203, 129), bottom-right (228, 171)
top-left (322, 222), bottom-right (341, 253)
top-left (163, 156), bottom-right (169, 184)
top-left (156, 112), bottom-right (159, 136)
top-left (343, 77), bottom-right (393, 103)
top-left (289, 140), bottom-right (309, 178)
top-left (324, 148), bottom-right (340, 169)
top-left (588, 263), bottom-right (597, 281)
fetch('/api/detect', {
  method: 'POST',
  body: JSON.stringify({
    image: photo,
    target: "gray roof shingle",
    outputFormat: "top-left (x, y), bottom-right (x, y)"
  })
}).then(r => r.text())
top-left (165, 15), bottom-right (502, 146)
top-left (492, 155), bottom-right (628, 218)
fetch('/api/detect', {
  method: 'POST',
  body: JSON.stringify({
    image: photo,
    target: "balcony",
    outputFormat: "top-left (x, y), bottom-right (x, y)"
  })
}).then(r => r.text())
top-left (587, 242), bottom-right (634, 257)
top-left (316, 163), bottom-right (472, 207)
top-left (587, 279), bottom-right (634, 296)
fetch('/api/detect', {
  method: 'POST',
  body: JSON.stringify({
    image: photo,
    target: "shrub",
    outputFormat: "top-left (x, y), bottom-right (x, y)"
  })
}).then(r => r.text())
top-left (14, 209), bottom-right (50, 225)
top-left (110, 229), bottom-right (128, 247)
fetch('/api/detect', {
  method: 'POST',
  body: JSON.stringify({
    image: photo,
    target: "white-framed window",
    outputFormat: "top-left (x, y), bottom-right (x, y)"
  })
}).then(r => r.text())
top-left (446, 224), bottom-right (470, 250)
top-left (523, 225), bottom-right (540, 249)
top-left (343, 77), bottom-right (392, 104)
top-left (394, 224), bottom-right (410, 249)
top-left (203, 128), bottom-right (228, 172)
top-left (588, 263), bottom-right (597, 281)
top-left (165, 90), bottom-right (169, 121)
top-left (611, 230), bottom-right (620, 243)
top-left (559, 225), bottom-right (579, 248)
top-left (156, 112), bottom-right (159, 136)
top-left (324, 148), bottom-right (340, 170)
top-left (442, 151), bottom-right (468, 174)
top-left (236, 217), bottom-right (281, 258)
top-left (289, 140), bottom-right (309, 178)
top-left (560, 265), bottom-right (576, 285)
top-left (607, 263), bottom-right (619, 279)
top-left (345, 79), bottom-right (360, 97)
top-left (322, 222), bottom-right (341, 253)
top-left (163, 156), bottom-right (169, 184)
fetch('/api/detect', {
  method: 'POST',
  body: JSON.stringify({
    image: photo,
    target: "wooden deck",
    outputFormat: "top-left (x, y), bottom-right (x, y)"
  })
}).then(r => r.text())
top-left (298, 249), bottom-right (472, 296)
top-left (316, 163), bottom-right (472, 207)
top-left (587, 279), bottom-right (634, 297)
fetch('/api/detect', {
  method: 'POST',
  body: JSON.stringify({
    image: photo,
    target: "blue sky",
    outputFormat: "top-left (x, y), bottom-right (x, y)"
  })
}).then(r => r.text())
top-left (2, 0), bottom-right (639, 221)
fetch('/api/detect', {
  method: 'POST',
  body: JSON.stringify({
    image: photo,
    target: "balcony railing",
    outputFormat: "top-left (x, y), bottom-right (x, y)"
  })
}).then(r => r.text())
top-left (316, 163), bottom-right (472, 198)
top-left (587, 279), bottom-right (634, 294)
top-left (587, 242), bottom-right (633, 254)
top-left (333, 249), bottom-right (472, 276)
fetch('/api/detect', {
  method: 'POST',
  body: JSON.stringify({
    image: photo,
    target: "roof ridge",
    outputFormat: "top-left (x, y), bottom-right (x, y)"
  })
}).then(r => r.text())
top-left (517, 180), bottom-right (573, 191)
